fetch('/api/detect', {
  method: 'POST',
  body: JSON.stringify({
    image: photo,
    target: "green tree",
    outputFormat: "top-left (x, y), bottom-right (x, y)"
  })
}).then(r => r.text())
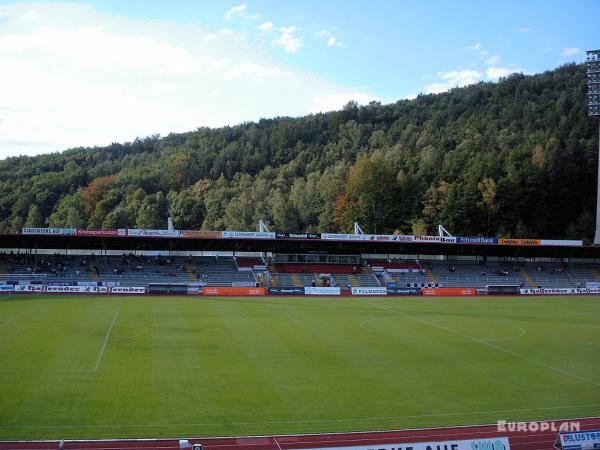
top-left (25, 204), bottom-right (44, 227)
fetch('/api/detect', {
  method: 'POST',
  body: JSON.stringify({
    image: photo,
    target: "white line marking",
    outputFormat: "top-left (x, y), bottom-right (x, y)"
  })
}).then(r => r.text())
top-left (94, 305), bottom-right (121, 373)
top-left (0, 315), bottom-right (17, 328)
top-left (379, 305), bottom-right (600, 387)
top-left (0, 403), bottom-right (598, 429)
top-left (273, 437), bottom-right (283, 450)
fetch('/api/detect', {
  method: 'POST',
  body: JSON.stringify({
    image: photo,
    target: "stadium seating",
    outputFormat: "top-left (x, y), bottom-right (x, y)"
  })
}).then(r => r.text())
top-left (3, 250), bottom-right (600, 291)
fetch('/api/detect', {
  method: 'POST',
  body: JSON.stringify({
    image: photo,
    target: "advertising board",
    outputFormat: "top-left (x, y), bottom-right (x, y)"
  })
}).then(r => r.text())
top-left (222, 231), bottom-right (275, 239)
top-left (232, 281), bottom-right (258, 287)
top-left (268, 286), bottom-right (305, 295)
top-left (75, 229), bottom-right (127, 237)
top-left (351, 287), bottom-right (387, 295)
top-left (457, 236), bottom-right (498, 245)
top-left (275, 232), bottom-right (321, 239)
top-left (127, 229), bottom-right (181, 237)
top-left (22, 227), bottom-right (76, 235)
top-left (304, 286), bottom-right (341, 295)
top-left (421, 287), bottom-right (478, 296)
top-left (414, 235), bottom-right (457, 243)
top-left (555, 430), bottom-right (600, 450)
top-left (498, 239), bottom-right (541, 246)
top-left (202, 287), bottom-right (267, 296)
top-left (520, 288), bottom-right (592, 295)
top-left (387, 288), bottom-right (422, 295)
top-left (181, 230), bottom-right (223, 239)
top-left (288, 437), bottom-right (510, 450)
top-left (540, 239), bottom-right (583, 247)
top-left (110, 287), bottom-right (146, 294)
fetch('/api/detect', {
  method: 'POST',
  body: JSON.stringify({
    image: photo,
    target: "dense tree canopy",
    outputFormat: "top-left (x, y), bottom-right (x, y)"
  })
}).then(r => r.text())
top-left (0, 63), bottom-right (597, 241)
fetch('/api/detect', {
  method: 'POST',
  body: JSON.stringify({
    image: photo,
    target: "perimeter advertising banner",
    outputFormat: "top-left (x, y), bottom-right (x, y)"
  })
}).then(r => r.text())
top-left (276, 232), bottom-right (321, 239)
top-left (289, 437), bottom-right (510, 450)
top-left (127, 229), bottom-right (182, 237)
top-left (222, 231), bottom-right (276, 239)
top-left (304, 286), bottom-right (341, 295)
top-left (202, 287), bottom-right (267, 296)
top-left (268, 286), bottom-right (305, 295)
top-left (556, 430), bottom-right (600, 450)
top-left (351, 287), bottom-right (387, 295)
top-left (22, 227), bottom-right (76, 235)
top-left (14, 285), bottom-right (146, 294)
top-left (421, 287), bottom-right (478, 296)
top-left (457, 236), bottom-right (498, 245)
top-left (75, 229), bottom-right (127, 237)
top-left (498, 238), bottom-right (541, 246)
top-left (520, 288), bottom-right (597, 295)
top-left (181, 230), bottom-right (223, 239)
top-left (414, 235), bottom-right (457, 244)
top-left (320, 233), bottom-right (416, 242)
top-left (387, 287), bottom-right (422, 295)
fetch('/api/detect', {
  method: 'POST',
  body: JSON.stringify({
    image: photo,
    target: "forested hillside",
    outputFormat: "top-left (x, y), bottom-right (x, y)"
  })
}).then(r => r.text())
top-left (0, 63), bottom-right (597, 241)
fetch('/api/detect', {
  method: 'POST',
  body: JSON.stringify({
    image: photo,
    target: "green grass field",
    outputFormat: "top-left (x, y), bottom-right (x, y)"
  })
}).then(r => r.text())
top-left (0, 294), bottom-right (599, 440)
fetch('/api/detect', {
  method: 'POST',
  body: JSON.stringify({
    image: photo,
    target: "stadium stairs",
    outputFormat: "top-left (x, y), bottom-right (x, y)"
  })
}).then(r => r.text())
top-left (519, 267), bottom-right (537, 287)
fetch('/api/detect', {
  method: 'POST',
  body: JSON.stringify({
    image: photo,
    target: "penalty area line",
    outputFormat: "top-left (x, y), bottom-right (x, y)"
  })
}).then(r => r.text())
top-left (94, 305), bottom-right (121, 373)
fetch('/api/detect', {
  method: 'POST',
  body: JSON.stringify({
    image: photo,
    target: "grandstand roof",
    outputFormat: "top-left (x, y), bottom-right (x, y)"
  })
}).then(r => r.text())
top-left (1, 232), bottom-right (599, 258)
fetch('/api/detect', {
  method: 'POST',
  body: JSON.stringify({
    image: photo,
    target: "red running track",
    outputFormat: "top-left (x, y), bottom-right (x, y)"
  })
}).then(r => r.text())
top-left (1, 417), bottom-right (599, 450)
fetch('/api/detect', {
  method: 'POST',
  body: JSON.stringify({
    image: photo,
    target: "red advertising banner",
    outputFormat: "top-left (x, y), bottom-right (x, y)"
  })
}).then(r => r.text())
top-left (202, 287), bottom-right (267, 296)
top-left (421, 288), bottom-right (477, 296)
top-left (181, 230), bottom-right (223, 239)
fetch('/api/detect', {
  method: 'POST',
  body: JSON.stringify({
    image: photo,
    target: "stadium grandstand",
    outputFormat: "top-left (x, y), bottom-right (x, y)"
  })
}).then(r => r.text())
top-left (2, 226), bottom-right (600, 295)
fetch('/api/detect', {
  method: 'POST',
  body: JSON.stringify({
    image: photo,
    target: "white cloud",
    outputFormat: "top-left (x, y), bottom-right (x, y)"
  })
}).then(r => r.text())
top-left (486, 67), bottom-right (514, 79)
top-left (0, 2), bottom-right (370, 158)
top-left (310, 93), bottom-right (377, 113)
top-left (223, 63), bottom-right (290, 80)
top-left (424, 70), bottom-right (482, 94)
top-left (258, 21), bottom-right (274, 32)
top-left (485, 55), bottom-right (500, 66)
top-left (560, 47), bottom-right (582, 57)
top-left (518, 27), bottom-right (530, 33)
top-left (316, 29), bottom-right (342, 48)
top-left (275, 26), bottom-right (302, 53)
top-left (224, 4), bottom-right (247, 20)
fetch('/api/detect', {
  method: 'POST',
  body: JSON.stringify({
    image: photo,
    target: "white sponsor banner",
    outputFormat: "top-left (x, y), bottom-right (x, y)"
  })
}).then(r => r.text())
top-left (0, 285), bottom-right (14, 292)
top-left (232, 281), bottom-right (258, 287)
top-left (15, 285), bottom-right (44, 292)
top-left (304, 286), bottom-right (341, 295)
top-left (321, 233), bottom-right (372, 241)
top-left (520, 288), bottom-right (590, 295)
top-left (14, 285), bottom-right (146, 294)
top-left (289, 436), bottom-right (510, 450)
top-left (127, 229), bottom-right (181, 237)
top-left (46, 285), bottom-right (95, 293)
top-left (22, 227), bottom-right (76, 235)
top-left (321, 233), bottom-right (416, 242)
top-left (586, 282), bottom-right (600, 289)
top-left (414, 235), bottom-right (457, 243)
top-left (111, 286), bottom-right (146, 294)
top-left (374, 234), bottom-right (415, 242)
top-left (540, 239), bottom-right (583, 247)
top-left (558, 430), bottom-right (600, 450)
top-left (351, 287), bottom-right (387, 295)
top-left (222, 231), bottom-right (275, 239)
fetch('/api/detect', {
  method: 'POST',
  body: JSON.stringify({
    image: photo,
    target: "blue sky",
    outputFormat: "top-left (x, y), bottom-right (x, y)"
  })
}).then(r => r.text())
top-left (0, 0), bottom-right (598, 158)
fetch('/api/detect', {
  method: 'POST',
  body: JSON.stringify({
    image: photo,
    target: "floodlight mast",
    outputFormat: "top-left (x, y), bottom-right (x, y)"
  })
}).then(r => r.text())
top-left (587, 50), bottom-right (600, 244)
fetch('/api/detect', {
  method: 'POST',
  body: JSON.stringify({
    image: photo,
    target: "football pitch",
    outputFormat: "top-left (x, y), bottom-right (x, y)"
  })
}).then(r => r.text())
top-left (0, 294), bottom-right (598, 440)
